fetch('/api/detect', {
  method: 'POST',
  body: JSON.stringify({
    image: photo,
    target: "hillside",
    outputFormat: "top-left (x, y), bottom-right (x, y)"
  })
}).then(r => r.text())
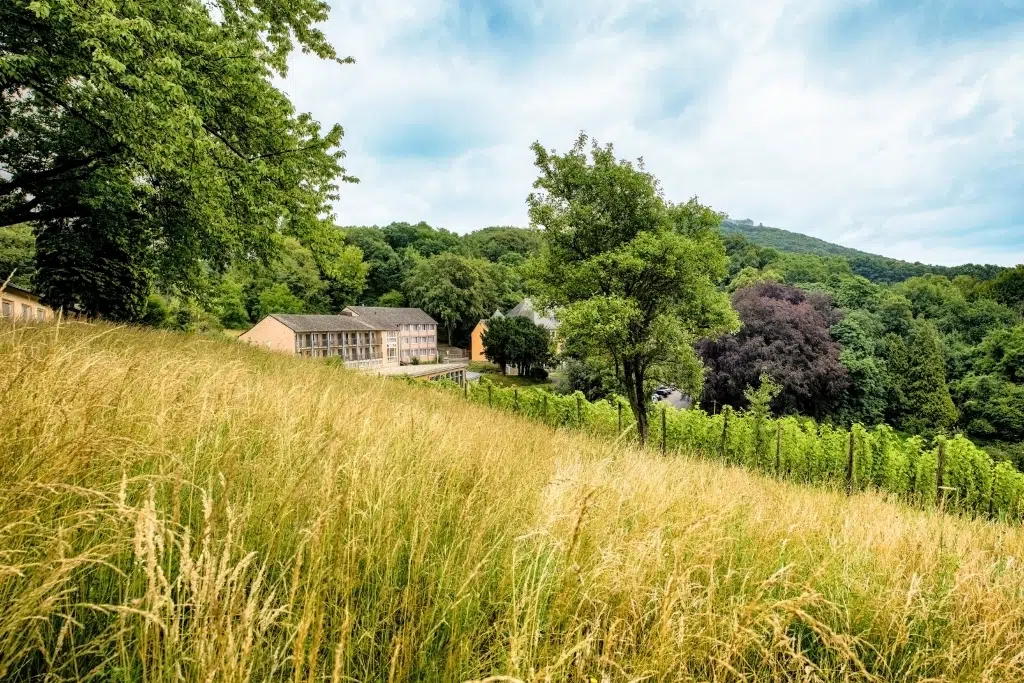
top-left (3, 323), bottom-right (1024, 681)
top-left (721, 218), bottom-right (1005, 283)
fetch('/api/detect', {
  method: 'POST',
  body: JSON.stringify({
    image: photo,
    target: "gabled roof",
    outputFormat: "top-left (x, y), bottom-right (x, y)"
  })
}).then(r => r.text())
top-left (269, 314), bottom-right (396, 333)
top-left (506, 297), bottom-right (558, 330)
top-left (343, 306), bottom-right (437, 325)
top-left (0, 283), bottom-right (40, 300)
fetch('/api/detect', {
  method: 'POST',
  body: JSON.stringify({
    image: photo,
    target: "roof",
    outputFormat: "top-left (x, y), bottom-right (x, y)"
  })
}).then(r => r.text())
top-left (0, 283), bottom-right (40, 300)
top-left (372, 361), bottom-right (469, 378)
top-left (343, 306), bottom-right (437, 326)
top-left (269, 314), bottom-right (396, 333)
top-left (506, 297), bottom-right (558, 331)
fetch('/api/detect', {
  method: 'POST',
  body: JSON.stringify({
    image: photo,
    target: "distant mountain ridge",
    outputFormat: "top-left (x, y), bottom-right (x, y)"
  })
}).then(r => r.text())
top-left (719, 218), bottom-right (1005, 284)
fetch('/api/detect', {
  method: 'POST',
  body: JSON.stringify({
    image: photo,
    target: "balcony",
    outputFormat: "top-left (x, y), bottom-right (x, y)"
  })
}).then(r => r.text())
top-left (345, 357), bottom-right (383, 369)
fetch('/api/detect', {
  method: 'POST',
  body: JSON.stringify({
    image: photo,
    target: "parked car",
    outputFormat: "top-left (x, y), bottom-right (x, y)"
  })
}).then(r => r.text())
top-left (654, 386), bottom-right (672, 397)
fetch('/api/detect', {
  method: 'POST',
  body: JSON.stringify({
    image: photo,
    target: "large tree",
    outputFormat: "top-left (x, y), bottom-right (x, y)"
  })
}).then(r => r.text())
top-left (528, 134), bottom-right (737, 443)
top-left (697, 281), bottom-right (849, 419)
top-left (2, 0), bottom-right (353, 318)
top-left (481, 315), bottom-right (552, 376)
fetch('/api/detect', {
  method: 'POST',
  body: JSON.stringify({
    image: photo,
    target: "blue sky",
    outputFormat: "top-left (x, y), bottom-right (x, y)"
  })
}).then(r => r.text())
top-left (283, 0), bottom-right (1024, 266)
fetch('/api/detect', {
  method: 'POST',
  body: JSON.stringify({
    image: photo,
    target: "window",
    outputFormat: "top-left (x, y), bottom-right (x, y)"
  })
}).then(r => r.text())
top-left (21, 304), bottom-right (31, 318)
top-left (1, 300), bottom-right (11, 318)
top-left (36, 308), bottom-right (45, 320)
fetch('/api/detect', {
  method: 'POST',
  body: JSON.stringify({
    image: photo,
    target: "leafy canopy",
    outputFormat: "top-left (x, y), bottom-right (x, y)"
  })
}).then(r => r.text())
top-left (528, 133), bottom-right (737, 441)
top-left (1, 0), bottom-right (353, 318)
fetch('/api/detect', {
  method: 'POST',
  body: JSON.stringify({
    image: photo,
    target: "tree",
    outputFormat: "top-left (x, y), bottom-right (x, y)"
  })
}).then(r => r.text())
top-left (463, 226), bottom-right (542, 262)
top-left (2, 0), bottom-right (353, 317)
top-left (257, 283), bottom-right (304, 318)
top-left (403, 253), bottom-right (493, 345)
top-left (697, 282), bottom-right (849, 419)
top-left (481, 316), bottom-right (551, 376)
top-left (0, 224), bottom-right (35, 288)
top-left (528, 134), bottom-right (738, 442)
top-left (987, 265), bottom-right (1024, 314)
top-left (343, 227), bottom-right (406, 303)
top-left (901, 318), bottom-right (958, 436)
top-left (213, 278), bottom-right (251, 330)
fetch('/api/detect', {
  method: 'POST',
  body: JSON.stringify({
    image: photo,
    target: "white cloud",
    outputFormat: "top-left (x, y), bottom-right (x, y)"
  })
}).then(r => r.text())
top-left (283, 0), bottom-right (1024, 266)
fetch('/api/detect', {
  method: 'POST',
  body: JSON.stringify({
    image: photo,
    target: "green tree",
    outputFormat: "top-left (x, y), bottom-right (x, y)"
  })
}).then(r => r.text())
top-left (2, 0), bottom-right (353, 317)
top-left (404, 253), bottom-right (492, 345)
top-left (528, 134), bottom-right (738, 442)
top-left (257, 283), bottom-right (304, 318)
top-left (463, 226), bottom-right (542, 262)
top-left (481, 315), bottom-right (552, 376)
top-left (0, 224), bottom-right (35, 288)
top-left (213, 278), bottom-right (251, 330)
top-left (902, 319), bottom-right (959, 436)
top-left (987, 265), bottom-right (1024, 314)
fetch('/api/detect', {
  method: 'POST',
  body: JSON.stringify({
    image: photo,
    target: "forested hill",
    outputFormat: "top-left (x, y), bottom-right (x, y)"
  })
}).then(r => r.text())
top-left (720, 218), bottom-right (1005, 284)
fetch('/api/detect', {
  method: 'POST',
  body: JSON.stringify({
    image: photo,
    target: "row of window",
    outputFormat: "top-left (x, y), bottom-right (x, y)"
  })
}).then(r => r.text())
top-left (1, 300), bottom-right (46, 320)
top-left (401, 324), bottom-right (436, 332)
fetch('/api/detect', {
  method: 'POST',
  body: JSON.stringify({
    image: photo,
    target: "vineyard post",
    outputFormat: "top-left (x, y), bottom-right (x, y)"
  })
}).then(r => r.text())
top-left (845, 430), bottom-right (855, 496)
top-left (464, 381), bottom-right (468, 400)
top-left (514, 388), bottom-right (518, 412)
top-left (937, 440), bottom-right (946, 504)
top-left (661, 406), bottom-right (667, 455)
top-left (617, 402), bottom-right (622, 434)
top-left (775, 424), bottom-right (782, 475)
top-left (543, 394), bottom-right (548, 424)
top-left (719, 408), bottom-right (729, 463)
top-left (988, 461), bottom-right (995, 518)
top-left (576, 395), bottom-right (582, 426)
top-left (488, 384), bottom-right (492, 408)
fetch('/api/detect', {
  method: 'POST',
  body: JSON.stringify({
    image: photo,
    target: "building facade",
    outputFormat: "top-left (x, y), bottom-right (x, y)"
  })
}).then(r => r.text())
top-left (0, 285), bottom-right (54, 322)
top-left (341, 306), bottom-right (438, 363)
top-left (238, 307), bottom-right (439, 368)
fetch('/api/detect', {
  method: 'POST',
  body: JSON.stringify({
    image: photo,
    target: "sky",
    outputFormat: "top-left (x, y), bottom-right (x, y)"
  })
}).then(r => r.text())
top-left (282, 0), bottom-right (1024, 267)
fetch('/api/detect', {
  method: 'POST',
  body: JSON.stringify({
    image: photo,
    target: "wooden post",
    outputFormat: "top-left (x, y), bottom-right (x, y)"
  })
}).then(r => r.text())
top-left (617, 402), bottom-right (623, 434)
top-left (543, 394), bottom-right (548, 423)
top-left (488, 384), bottom-right (492, 407)
top-left (464, 380), bottom-right (468, 399)
top-left (845, 430), bottom-right (855, 495)
top-left (514, 388), bottom-right (518, 412)
top-left (775, 424), bottom-right (782, 475)
top-left (661, 406), bottom-right (667, 455)
top-left (989, 461), bottom-right (996, 518)
top-left (712, 399), bottom-right (717, 416)
top-left (576, 395), bottom-right (582, 426)
top-left (719, 408), bottom-right (729, 462)
top-left (937, 440), bottom-right (946, 502)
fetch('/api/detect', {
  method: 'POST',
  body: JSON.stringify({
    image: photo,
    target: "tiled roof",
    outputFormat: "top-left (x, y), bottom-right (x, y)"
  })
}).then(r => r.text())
top-left (506, 298), bottom-right (558, 330)
top-left (343, 306), bottom-right (437, 325)
top-left (270, 314), bottom-right (396, 333)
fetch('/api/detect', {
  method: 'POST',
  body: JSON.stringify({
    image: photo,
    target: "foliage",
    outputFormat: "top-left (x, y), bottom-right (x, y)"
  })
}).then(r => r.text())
top-left (698, 282), bottom-right (848, 418)
top-left (0, 224), bottom-right (35, 288)
top-left (480, 315), bottom-right (552, 376)
top-left (553, 357), bottom-right (619, 401)
top-left (403, 252), bottom-right (516, 346)
top-left (257, 283), bottom-right (304, 317)
top-left (900, 318), bottom-right (959, 436)
top-left (443, 377), bottom-right (1024, 522)
top-left (721, 221), bottom-right (1004, 284)
top-left (2, 0), bottom-right (353, 317)
top-left (528, 133), bottom-right (738, 442)
top-left (463, 226), bottom-right (542, 262)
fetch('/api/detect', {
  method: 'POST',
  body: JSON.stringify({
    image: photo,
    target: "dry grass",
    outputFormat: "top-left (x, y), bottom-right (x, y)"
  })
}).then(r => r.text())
top-left (1, 321), bottom-right (1023, 682)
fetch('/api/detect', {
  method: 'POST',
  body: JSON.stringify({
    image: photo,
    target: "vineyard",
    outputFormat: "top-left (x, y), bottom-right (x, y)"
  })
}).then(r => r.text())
top-left (439, 379), bottom-right (1024, 521)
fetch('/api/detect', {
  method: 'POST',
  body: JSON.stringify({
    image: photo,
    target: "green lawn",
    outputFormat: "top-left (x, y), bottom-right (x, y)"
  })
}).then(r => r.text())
top-left (468, 361), bottom-right (556, 389)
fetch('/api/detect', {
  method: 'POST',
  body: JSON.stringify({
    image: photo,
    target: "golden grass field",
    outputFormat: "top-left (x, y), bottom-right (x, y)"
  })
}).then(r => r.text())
top-left (2, 321), bottom-right (1023, 682)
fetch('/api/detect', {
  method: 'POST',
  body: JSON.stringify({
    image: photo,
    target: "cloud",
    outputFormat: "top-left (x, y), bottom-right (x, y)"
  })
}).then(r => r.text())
top-left (283, 0), bottom-right (1024, 266)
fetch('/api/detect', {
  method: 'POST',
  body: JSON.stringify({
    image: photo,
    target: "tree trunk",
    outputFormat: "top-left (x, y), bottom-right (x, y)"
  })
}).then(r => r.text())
top-left (621, 358), bottom-right (649, 443)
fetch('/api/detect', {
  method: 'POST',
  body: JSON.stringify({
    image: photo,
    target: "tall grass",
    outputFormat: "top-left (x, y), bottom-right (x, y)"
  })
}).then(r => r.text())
top-left (1, 321), bottom-right (1023, 682)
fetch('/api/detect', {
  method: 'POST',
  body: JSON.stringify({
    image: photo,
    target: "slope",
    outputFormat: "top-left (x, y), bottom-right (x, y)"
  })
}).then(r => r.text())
top-left (720, 218), bottom-right (1005, 283)
top-left (2, 322), bottom-right (1023, 682)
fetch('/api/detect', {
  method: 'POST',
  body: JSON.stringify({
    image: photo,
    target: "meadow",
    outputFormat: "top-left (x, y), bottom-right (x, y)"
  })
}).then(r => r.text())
top-left (2, 322), bottom-right (1024, 682)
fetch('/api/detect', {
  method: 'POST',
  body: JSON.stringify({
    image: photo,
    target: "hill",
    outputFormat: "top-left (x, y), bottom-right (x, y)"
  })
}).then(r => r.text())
top-left (720, 218), bottom-right (1005, 283)
top-left (3, 322), bottom-right (1024, 681)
